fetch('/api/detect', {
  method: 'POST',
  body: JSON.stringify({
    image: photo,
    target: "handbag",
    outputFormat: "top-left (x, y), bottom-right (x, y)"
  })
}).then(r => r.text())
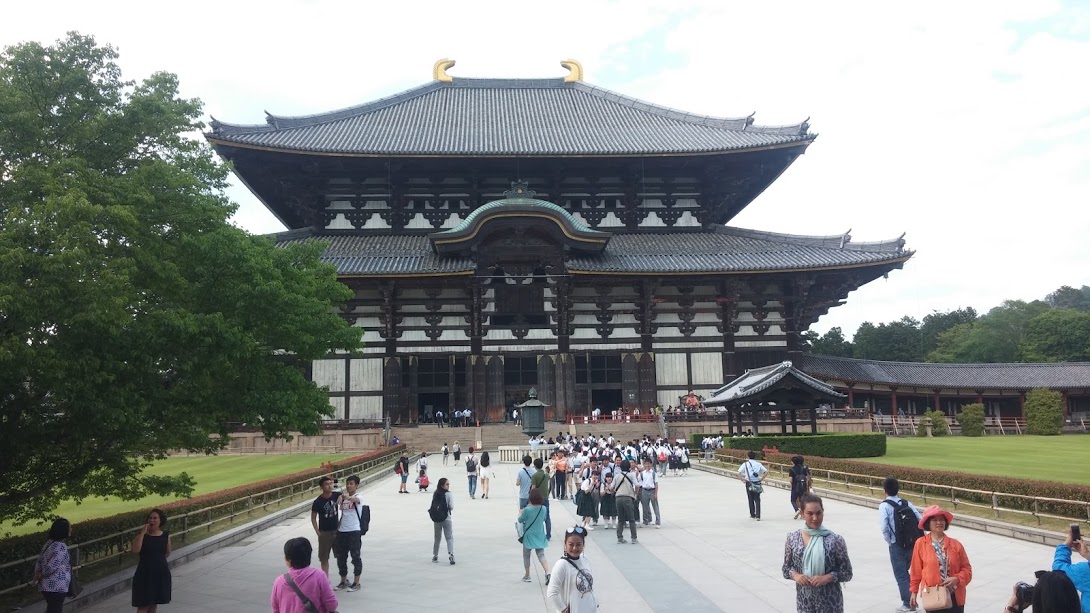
top-left (516, 507), bottom-right (543, 544)
top-left (917, 584), bottom-right (952, 611)
top-left (747, 481), bottom-right (764, 494)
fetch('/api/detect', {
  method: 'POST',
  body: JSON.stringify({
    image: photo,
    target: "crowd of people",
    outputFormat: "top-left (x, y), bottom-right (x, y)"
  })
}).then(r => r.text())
top-left (29, 441), bottom-right (1090, 613)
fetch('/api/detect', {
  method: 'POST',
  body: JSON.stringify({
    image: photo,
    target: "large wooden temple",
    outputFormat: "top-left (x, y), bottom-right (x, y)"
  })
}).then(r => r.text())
top-left (207, 59), bottom-right (912, 424)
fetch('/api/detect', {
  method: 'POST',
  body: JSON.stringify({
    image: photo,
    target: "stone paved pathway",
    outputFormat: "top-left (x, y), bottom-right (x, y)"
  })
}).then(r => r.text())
top-left (79, 460), bottom-right (1057, 612)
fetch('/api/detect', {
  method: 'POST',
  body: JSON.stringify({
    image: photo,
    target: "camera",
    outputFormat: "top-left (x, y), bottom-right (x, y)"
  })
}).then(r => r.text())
top-left (1013, 581), bottom-right (1034, 611)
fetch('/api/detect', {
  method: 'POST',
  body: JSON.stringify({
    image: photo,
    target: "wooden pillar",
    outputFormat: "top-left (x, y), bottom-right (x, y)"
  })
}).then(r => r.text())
top-left (808, 405), bottom-right (818, 433)
top-left (780, 406), bottom-right (788, 434)
top-left (890, 387), bottom-right (899, 415)
top-left (468, 355), bottom-right (487, 417)
top-left (407, 356), bottom-right (419, 424)
top-left (933, 389), bottom-right (942, 413)
top-left (554, 353), bottom-right (574, 422)
top-left (486, 355), bottom-right (504, 422)
top-left (448, 354), bottom-right (457, 420)
top-left (847, 384), bottom-right (855, 410)
top-left (751, 406), bottom-right (760, 435)
top-left (791, 408), bottom-right (799, 434)
top-left (1061, 390), bottom-right (1070, 419)
top-left (382, 357), bottom-right (402, 424)
top-left (638, 353), bottom-right (657, 411)
top-left (538, 355), bottom-right (556, 422)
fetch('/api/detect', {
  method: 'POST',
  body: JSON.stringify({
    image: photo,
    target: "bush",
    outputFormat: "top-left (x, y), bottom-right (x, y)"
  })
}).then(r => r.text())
top-left (727, 433), bottom-right (886, 458)
top-left (0, 445), bottom-right (404, 591)
top-left (915, 409), bottom-right (949, 436)
top-left (1025, 388), bottom-right (1064, 435)
top-left (957, 404), bottom-right (985, 437)
top-left (713, 447), bottom-right (1090, 518)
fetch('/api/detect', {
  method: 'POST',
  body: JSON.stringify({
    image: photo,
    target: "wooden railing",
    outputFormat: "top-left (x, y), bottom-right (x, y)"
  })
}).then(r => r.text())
top-left (0, 447), bottom-right (404, 598)
top-left (870, 415), bottom-right (1033, 436)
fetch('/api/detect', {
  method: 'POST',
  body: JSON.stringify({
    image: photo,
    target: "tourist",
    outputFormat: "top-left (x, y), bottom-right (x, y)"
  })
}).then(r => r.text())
top-left (478, 451), bottom-right (494, 499)
top-left (418, 469), bottom-right (430, 492)
top-left (518, 487), bottom-right (550, 583)
top-left (452, 441), bottom-right (461, 464)
top-left (33, 518), bottom-right (72, 613)
top-left (334, 475), bottom-right (363, 592)
top-left (131, 508), bottom-right (172, 613)
top-left (435, 409), bottom-right (444, 427)
top-left (909, 505), bottom-right (972, 612)
top-left (789, 455), bottom-right (813, 519)
top-left (614, 459), bottom-right (639, 544)
top-left (1051, 530), bottom-right (1089, 612)
top-left (442, 443), bottom-right (450, 466)
top-left (782, 494), bottom-right (853, 613)
top-left (516, 455), bottom-right (535, 509)
top-left (678, 444), bottom-right (690, 476)
top-left (638, 459), bottom-right (661, 528)
top-left (738, 450), bottom-right (767, 520)
top-left (547, 526), bottom-right (598, 612)
top-left (880, 477), bottom-right (922, 612)
top-left (429, 478), bottom-right (455, 564)
top-left (310, 477), bottom-right (342, 576)
top-left (454, 409), bottom-right (463, 427)
top-left (463, 407), bottom-right (472, 427)
top-left (554, 451), bottom-right (568, 500)
top-left (529, 434), bottom-right (541, 452)
top-left (396, 451), bottom-right (410, 494)
top-left (531, 457), bottom-right (554, 540)
top-left (390, 435), bottom-right (399, 445)
top-left (1004, 570), bottom-right (1081, 613)
top-left (599, 472), bottom-right (617, 529)
top-left (466, 447), bottom-right (479, 499)
top-left (417, 451), bottom-right (429, 476)
top-left (270, 537), bottom-right (338, 613)
top-left (576, 471), bottom-right (599, 530)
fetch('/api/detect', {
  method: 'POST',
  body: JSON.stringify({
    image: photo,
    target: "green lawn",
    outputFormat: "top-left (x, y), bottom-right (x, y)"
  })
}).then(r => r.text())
top-left (2, 453), bottom-right (353, 537)
top-left (854, 436), bottom-right (1089, 485)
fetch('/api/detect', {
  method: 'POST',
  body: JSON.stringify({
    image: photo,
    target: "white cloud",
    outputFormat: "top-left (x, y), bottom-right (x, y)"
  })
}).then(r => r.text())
top-left (3, 0), bottom-right (1087, 338)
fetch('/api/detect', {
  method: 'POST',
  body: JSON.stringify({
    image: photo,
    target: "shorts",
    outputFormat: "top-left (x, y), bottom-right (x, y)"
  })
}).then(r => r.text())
top-left (400, 473), bottom-right (408, 484)
top-left (317, 530), bottom-right (337, 563)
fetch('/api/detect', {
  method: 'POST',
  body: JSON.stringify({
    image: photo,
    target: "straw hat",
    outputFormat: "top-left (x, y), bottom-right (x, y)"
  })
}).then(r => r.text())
top-left (918, 505), bottom-right (954, 531)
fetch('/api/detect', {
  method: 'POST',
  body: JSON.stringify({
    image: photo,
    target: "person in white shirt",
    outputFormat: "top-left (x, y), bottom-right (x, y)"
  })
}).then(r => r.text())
top-left (529, 436), bottom-right (540, 452)
top-left (417, 452), bottom-right (429, 476)
top-left (435, 409), bottom-right (444, 428)
top-left (334, 476), bottom-right (363, 591)
top-left (463, 407), bottom-right (472, 427)
top-left (546, 527), bottom-right (598, 612)
top-left (638, 459), bottom-right (661, 527)
top-left (512, 408), bottom-right (520, 425)
top-left (453, 409), bottom-right (462, 428)
top-left (738, 451), bottom-right (768, 520)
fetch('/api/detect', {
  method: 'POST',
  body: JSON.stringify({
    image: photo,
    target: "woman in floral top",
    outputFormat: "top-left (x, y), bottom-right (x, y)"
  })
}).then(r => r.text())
top-left (33, 518), bottom-right (72, 613)
top-left (782, 494), bottom-right (853, 613)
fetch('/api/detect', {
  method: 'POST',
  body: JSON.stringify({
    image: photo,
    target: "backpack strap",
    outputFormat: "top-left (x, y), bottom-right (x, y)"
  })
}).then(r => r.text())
top-left (283, 573), bottom-right (319, 613)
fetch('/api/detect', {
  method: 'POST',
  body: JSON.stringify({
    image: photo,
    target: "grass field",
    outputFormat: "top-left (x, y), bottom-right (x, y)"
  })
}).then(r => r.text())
top-left (2, 453), bottom-right (354, 537)
top-left (854, 436), bottom-right (1089, 485)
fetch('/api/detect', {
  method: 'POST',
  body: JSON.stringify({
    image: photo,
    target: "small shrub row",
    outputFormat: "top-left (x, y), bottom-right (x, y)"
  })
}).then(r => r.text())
top-left (713, 447), bottom-right (1090, 518)
top-left (727, 433), bottom-right (886, 458)
top-left (0, 445), bottom-right (404, 586)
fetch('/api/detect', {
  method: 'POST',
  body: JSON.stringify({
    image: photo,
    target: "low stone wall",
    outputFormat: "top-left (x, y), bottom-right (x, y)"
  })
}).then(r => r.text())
top-left (497, 445), bottom-right (552, 463)
top-left (222, 429), bottom-right (384, 454)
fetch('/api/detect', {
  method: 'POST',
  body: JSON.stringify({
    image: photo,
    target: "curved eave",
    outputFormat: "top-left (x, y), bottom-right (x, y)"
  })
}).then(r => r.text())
top-left (205, 134), bottom-right (814, 159)
top-left (567, 252), bottom-right (912, 276)
top-left (429, 211), bottom-right (610, 254)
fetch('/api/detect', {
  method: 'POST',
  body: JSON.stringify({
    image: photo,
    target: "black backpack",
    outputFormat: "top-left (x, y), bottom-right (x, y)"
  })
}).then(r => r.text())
top-left (466, 458), bottom-right (477, 472)
top-left (428, 493), bottom-right (448, 522)
top-left (884, 499), bottom-right (924, 549)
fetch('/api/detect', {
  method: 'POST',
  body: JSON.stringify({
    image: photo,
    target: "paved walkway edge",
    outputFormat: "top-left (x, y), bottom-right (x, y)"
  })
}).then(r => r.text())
top-left (24, 455), bottom-right (414, 613)
top-left (693, 462), bottom-right (1065, 546)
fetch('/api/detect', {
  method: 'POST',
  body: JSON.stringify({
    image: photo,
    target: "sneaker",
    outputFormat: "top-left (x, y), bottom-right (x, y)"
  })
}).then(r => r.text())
top-left (522, 576), bottom-right (532, 583)
top-left (346, 582), bottom-right (361, 592)
top-left (334, 580), bottom-right (348, 590)
top-left (585, 525), bottom-right (594, 531)
top-left (618, 538), bottom-right (628, 544)
top-left (756, 517), bottom-right (761, 521)
top-left (449, 555), bottom-right (456, 565)
top-left (632, 538), bottom-right (638, 544)
top-left (432, 555), bottom-right (438, 563)
top-left (655, 523), bottom-right (661, 528)
top-left (895, 606), bottom-right (914, 612)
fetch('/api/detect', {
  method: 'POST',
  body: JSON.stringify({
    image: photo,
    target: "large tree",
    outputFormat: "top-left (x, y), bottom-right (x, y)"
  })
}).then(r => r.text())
top-left (1045, 285), bottom-right (1090, 312)
top-left (0, 33), bottom-right (359, 523)
top-left (805, 326), bottom-right (854, 357)
top-left (852, 316), bottom-right (923, 361)
top-left (927, 300), bottom-right (1050, 363)
top-left (919, 307), bottom-right (977, 356)
top-left (1020, 309), bottom-right (1090, 363)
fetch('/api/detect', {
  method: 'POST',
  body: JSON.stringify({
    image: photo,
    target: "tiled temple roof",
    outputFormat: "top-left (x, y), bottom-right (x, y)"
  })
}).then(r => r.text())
top-left (705, 361), bottom-right (845, 406)
top-left (798, 354), bottom-right (1090, 390)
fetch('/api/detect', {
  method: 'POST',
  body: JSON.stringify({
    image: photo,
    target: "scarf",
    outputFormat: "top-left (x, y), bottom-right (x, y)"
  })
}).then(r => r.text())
top-left (802, 526), bottom-right (833, 577)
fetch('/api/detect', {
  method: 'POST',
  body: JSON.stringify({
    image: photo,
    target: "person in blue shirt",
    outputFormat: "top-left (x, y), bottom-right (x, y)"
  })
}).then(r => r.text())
top-left (1052, 532), bottom-right (1090, 613)
top-left (879, 477), bottom-right (922, 613)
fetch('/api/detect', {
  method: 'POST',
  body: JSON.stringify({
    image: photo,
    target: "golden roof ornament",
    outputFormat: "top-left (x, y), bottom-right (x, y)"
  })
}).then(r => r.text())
top-left (560, 59), bottom-right (583, 82)
top-left (433, 58), bottom-right (456, 82)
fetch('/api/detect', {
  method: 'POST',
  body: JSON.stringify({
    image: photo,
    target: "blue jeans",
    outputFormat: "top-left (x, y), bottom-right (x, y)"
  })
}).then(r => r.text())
top-left (889, 543), bottom-right (912, 606)
top-left (542, 498), bottom-right (552, 539)
top-left (468, 475), bottom-right (478, 497)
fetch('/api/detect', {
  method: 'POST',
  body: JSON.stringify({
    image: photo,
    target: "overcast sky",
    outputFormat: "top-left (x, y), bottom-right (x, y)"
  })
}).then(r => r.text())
top-left (5, 1), bottom-right (1088, 339)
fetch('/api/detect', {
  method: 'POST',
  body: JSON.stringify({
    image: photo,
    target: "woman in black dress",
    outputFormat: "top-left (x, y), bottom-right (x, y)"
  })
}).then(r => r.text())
top-left (131, 508), bottom-right (172, 612)
top-left (789, 455), bottom-right (813, 520)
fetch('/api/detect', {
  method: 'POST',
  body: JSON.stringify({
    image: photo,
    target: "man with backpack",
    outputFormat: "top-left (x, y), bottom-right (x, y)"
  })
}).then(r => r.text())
top-left (465, 448), bottom-right (479, 499)
top-left (880, 477), bottom-right (924, 612)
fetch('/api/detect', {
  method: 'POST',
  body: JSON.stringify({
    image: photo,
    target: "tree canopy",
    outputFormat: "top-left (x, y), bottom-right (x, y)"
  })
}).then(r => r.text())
top-left (0, 33), bottom-right (360, 523)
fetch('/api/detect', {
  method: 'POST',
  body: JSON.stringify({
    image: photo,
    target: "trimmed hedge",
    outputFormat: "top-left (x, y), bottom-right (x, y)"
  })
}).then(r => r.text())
top-left (1025, 388), bottom-right (1064, 435)
top-left (713, 447), bottom-right (1090, 518)
top-left (957, 404), bottom-right (985, 437)
top-left (727, 433), bottom-right (886, 458)
top-left (0, 445), bottom-right (404, 590)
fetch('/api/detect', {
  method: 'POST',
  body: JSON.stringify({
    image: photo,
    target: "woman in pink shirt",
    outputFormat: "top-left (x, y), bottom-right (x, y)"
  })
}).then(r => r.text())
top-left (270, 537), bottom-right (338, 613)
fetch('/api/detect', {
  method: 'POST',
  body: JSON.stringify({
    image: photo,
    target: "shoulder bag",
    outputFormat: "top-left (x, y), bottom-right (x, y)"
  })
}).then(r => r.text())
top-left (916, 583), bottom-right (952, 611)
top-left (283, 572), bottom-right (325, 613)
top-left (516, 507), bottom-right (543, 543)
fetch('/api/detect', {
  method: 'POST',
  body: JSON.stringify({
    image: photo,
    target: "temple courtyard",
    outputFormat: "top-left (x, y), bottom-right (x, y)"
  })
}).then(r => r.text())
top-left (76, 460), bottom-right (1056, 612)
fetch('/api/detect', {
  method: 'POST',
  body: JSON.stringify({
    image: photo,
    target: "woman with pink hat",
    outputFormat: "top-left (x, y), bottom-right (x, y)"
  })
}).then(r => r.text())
top-left (909, 505), bottom-right (973, 612)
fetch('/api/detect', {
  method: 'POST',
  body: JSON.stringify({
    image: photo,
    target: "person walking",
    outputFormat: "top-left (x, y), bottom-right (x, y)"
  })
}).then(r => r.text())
top-left (516, 455), bottom-right (535, 509)
top-left (547, 526), bottom-right (598, 612)
top-left (530, 457), bottom-right (554, 541)
top-left (131, 509), bottom-right (172, 613)
top-left (442, 443), bottom-right (450, 466)
top-left (518, 487), bottom-right (550, 584)
top-left (614, 459), bottom-right (639, 544)
top-left (435, 409), bottom-right (444, 427)
top-left (396, 451), bottom-right (410, 494)
top-left (452, 441), bottom-right (462, 464)
top-left (270, 537), bottom-right (338, 613)
top-left (638, 459), bottom-right (661, 528)
top-left (478, 451), bottom-right (494, 499)
top-left (782, 494), bottom-right (853, 613)
top-left (428, 478), bottom-right (455, 565)
top-left (909, 506), bottom-right (972, 613)
top-left (880, 477), bottom-right (923, 612)
top-left (333, 476), bottom-right (363, 592)
top-left (789, 455), bottom-right (813, 520)
top-left (739, 450), bottom-right (767, 521)
top-left (33, 518), bottom-right (72, 613)
top-left (576, 472), bottom-right (600, 530)
top-left (417, 452), bottom-right (429, 478)
top-left (310, 477), bottom-right (342, 577)
top-left (465, 447), bottom-right (479, 499)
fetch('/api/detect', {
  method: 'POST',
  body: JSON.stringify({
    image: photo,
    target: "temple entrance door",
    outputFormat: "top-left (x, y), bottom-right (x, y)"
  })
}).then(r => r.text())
top-left (591, 389), bottom-right (622, 414)
top-left (418, 392), bottom-right (447, 424)
top-left (505, 387), bottom-right (531, 422)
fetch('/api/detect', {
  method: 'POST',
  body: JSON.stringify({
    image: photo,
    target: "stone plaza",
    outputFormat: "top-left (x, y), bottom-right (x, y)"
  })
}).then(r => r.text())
top-left (71, 459), bottom-right (1057, 612)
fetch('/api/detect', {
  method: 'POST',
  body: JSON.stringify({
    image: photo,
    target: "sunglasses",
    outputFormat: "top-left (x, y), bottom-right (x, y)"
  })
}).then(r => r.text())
top-left (565, 525), bottom-right (589, 537)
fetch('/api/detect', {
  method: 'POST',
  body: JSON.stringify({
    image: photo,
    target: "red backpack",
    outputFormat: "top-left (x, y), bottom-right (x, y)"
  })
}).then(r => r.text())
top-left (420, 474), bottom-right (430, 488)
